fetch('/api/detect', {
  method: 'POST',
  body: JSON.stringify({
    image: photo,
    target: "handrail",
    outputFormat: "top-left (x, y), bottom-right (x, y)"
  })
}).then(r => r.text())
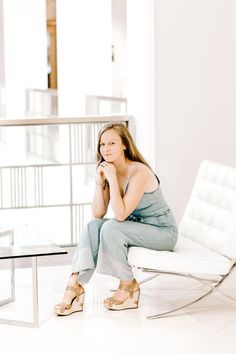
top-left (0, 115), bottom-right (132, 127)
top-left (86, 95), bottom-right (127, 103)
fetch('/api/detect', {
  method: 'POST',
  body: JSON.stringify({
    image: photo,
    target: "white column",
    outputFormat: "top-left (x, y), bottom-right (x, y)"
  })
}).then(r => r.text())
top-left (126, 0), bottom-right (156, 169)
top-left (56, 0), bottom-right (112, 116)
top-left (112, 0), bottom-right (126, 98)
top-left (3, 0), bottom-right (48, 117)
top-left (0, 0), bottom-right (5, 85)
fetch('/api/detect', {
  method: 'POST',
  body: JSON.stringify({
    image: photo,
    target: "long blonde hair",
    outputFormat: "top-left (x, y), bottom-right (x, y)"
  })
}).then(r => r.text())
top-left (96, 122), bottom-right (151, 169)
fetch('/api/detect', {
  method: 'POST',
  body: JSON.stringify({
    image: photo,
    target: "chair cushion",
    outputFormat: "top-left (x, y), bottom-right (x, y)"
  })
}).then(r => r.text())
top-left (179, 160), bottom-right (236, 259)
top-left (128, 235), bottom-right (232, 276)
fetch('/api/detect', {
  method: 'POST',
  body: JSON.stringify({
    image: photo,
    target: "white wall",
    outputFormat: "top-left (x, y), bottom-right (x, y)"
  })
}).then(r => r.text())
top-left (155, 0), bottom-right (236, 223)
top-left (126, 0), bottom-right (156, 168)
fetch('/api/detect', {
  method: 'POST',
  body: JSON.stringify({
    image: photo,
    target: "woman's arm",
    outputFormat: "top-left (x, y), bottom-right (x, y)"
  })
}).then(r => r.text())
top-left (92, 166), bottom-right (110, 218)
top-left (102, 164), bottom-right (150, 221)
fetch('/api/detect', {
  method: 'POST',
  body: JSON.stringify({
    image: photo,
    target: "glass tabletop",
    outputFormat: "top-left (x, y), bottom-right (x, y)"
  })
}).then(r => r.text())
top-left (0, 224), bottom-right (67, 259)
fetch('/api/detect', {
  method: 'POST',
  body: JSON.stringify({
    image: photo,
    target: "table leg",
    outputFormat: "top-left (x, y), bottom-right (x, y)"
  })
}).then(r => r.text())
top-left (32, 257), bottom-right (39, 326)
top-left (0, 257), bottom-right (39, 327)
top-left (0, 258), bottom-right (15, 306)
top-left (0, 230), bottom-right (15, 306)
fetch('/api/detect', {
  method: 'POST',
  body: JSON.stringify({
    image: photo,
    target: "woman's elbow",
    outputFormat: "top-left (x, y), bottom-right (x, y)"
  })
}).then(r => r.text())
top-left (114, 214), bottom-right (127, 222)
top-left (93, 212), bottom-right (105, 219)
top-left (92, 207), bottom-right (105, 219)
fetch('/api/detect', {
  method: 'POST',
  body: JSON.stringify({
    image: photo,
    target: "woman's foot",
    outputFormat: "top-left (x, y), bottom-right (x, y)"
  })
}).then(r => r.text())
top-left (104, 279), bottom-right (140, 311)
top-left (54, 275), bottom-right (85, 316)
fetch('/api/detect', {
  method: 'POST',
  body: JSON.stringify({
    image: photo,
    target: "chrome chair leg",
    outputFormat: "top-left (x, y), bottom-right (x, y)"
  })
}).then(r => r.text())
top-left (136, 262), bottom-right (236, 320)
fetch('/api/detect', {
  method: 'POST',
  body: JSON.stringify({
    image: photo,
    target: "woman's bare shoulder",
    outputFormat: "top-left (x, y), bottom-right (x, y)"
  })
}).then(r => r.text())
top-left (129, 162), bottom-right (158, 192)
top-left (129, 162), bottom-right (153, 176)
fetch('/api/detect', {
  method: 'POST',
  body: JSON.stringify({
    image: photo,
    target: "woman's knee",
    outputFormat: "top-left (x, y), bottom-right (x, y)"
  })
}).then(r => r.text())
top-left (79, 218), bottom-right (106, 245)
top-left (101, 218), bottom-right (120, 232)
top-left (86, 218), bottom-right (107, 234)
top-left (100, 219), bottom-right (125, 243)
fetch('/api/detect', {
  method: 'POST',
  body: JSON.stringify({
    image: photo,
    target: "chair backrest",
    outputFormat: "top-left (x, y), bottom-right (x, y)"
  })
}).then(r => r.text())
top-left (179, 160), bottom-right (236, 260)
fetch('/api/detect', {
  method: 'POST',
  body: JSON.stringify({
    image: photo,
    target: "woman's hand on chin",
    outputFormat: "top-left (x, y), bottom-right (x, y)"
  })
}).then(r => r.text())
top-left (96, 165), bottom-right (106, 184)
top-left (99, 162), bottom-right (117, 183)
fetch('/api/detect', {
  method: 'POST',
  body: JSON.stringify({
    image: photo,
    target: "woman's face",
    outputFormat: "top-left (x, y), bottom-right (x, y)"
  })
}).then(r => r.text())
top-left (99, 129), bottom-right (126, 163)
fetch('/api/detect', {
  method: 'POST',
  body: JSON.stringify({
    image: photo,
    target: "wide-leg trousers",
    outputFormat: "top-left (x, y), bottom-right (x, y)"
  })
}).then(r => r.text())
top-left (72, 218), bottom-right (177, 284)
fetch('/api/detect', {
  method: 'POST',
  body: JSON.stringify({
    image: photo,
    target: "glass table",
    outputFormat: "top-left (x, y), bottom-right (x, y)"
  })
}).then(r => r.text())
top-left (0, 225), bottom-right (67, 327)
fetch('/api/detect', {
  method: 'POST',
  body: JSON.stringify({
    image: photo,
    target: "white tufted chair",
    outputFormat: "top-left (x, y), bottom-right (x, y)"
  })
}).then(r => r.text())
top-left (128, 160), bottom-right (236, 319)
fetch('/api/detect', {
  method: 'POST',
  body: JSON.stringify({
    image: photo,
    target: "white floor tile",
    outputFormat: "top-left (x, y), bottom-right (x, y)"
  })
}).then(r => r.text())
top-left (0, 265), bottom-right (236, 354)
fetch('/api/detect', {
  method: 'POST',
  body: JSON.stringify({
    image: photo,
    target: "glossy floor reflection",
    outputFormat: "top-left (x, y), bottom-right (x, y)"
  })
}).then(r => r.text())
top-left (0, 264), bottom-right (236, 354)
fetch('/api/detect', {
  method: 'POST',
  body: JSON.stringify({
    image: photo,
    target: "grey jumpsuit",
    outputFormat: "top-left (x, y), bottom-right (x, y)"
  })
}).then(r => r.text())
top-left (72, 180), bottom-right (178, 284)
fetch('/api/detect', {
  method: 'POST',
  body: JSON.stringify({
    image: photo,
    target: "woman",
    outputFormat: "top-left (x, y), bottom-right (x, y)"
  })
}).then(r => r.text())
top-left (54, 122), bottom-right (178, 315)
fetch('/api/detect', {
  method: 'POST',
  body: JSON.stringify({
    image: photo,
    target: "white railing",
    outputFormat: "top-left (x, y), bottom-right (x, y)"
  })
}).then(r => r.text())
top-left (0, 116), bottom-right (133, 246)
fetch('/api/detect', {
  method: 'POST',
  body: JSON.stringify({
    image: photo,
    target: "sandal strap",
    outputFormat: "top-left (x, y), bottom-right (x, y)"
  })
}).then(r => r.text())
top-left (118, 279), bottom-right (138, 292)
top-left (59, 302), bottom-right (72, 313)
top-left (66, 285), bottom-right (78, 292)
top-left (104, 279), bottom-right (140, 307)
top-left (106, 297), bottom-right (124, 306)
top-left (55, 284), bottom-right (84, 314)
top-left (66, 284), bottom-right (84, 296)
